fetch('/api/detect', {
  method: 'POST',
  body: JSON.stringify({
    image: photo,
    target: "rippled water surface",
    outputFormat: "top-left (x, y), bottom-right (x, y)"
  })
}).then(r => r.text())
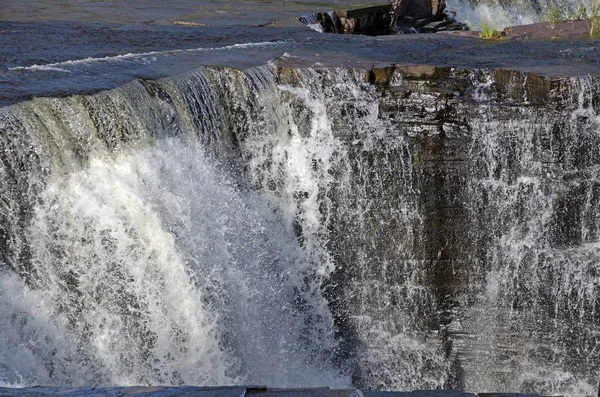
top-left (2, 0), bottom-right (600, 107)
top-left (1, 18), bottom-right (599, 107)
top-left (1, 0), bottom-right (382, 25)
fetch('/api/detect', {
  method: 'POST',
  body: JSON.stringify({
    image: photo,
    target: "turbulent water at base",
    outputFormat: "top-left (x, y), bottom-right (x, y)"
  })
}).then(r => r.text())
top-left (0, 63), bottom-right (599, 396)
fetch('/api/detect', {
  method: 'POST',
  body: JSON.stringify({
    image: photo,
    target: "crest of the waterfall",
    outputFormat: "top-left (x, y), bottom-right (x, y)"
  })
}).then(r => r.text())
top-left (0, 66), bottom-right (349, 388)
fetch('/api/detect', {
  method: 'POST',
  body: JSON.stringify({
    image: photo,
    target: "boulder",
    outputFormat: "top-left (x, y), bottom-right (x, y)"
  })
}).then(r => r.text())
top-left (299, 1), bottom-right (466, 35)
top-left (391, 0), bottom-right (446, 19)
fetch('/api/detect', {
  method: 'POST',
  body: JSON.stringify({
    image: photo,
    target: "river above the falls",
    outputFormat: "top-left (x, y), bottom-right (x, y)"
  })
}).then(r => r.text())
top-left (1, 2), bottom-right (600, 107)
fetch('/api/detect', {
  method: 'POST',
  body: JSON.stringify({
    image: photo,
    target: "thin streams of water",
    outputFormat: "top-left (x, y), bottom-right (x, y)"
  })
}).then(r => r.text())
top-left (0, 1), bottom-right (599, 397)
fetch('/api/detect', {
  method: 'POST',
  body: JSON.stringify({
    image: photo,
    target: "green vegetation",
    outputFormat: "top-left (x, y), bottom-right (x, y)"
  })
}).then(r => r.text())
top-left (590, 0), bottom-right (600, 36)
top-left (478, 20), bottom-right (502, 39)
top-left (543, 0), bottom-right (586, 27)
top-left (543, 0), bottom-right (600, 36)
top-left (545, 4), bottom-right (564, 28)
top-left (574, 2), bottom-right (588, 19)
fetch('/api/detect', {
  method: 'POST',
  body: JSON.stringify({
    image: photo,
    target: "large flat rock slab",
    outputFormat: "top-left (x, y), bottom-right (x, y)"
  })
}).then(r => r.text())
top-left (503, 18), bottom-right (592, 40)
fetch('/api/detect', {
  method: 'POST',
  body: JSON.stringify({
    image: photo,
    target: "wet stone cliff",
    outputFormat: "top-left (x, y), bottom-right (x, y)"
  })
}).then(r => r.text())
top-left (274, 64), bottom-right (599, 395)
top-left (0, 63), bottom-right (598, 396)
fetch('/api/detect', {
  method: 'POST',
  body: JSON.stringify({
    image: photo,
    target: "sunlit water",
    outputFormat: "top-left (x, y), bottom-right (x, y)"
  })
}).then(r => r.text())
top-left (0, 1), bottom-right (599, 397)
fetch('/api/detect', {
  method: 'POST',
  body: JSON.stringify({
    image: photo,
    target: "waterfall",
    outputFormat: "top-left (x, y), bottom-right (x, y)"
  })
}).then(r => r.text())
top-left (243, 67), bottom-right (450, 390)
top-left (0, 62), bottom-right (599, 396)
top-left (0, 65), bottom-right (347, 388)
top-left (459, 75), bottom-right (600, 396)
top-left (235, 66), bottom-right (600, 395)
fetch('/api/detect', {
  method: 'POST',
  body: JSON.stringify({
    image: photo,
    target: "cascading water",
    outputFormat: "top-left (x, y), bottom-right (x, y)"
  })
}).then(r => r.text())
top-left (233, 66), bottom-right (600, 395)
top-left (0, 66), bottom-right (348, 388)
top-left (0, 61), bottom-right (599, 397)
top-left (447, 0), bottom-right (598, 30)
top-left (459, 75), bottom-right (600, 396)
top-left (243, 67), bottom-right (451, 390)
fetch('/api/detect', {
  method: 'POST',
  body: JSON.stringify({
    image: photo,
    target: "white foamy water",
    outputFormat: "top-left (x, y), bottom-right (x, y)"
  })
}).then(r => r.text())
top-left (447, 0), bottom-right (536, 30)
top-left (240, 66), bottom-right (451, 391)
top-left (1, 58), bottom-right (599, 397)
top-left (457, 75), bottom-right (600, 396)
top-left (8, 42), bottom-right (289, 73)
top-left (448, 0), bottom-right (598, 30)
top-left (0, 134), bottom-right (348, 387)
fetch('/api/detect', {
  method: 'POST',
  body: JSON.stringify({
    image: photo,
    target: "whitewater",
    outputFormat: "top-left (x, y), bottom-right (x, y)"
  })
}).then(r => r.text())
top-left (1, 1), bottom-right (600, 396)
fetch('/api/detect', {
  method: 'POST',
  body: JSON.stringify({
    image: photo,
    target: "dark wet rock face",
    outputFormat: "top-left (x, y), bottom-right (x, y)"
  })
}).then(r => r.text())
top-left (299, 2), bottom-right (467, 34)
top-left (276, 64), bottom-right (599, 394)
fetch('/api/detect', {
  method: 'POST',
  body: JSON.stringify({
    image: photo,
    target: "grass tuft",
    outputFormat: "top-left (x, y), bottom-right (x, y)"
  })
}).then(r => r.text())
top-left (590, 0), bottom-right (600, 36)
top-left (545, 4), bottom-right (564, 28)
top-left (478, 20), bottom-right (502, 39)
top-left (574, 2), bottom-right (588, 19)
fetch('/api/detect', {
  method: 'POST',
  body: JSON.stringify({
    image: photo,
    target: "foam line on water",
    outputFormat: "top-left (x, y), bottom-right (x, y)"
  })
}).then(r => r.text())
top-left (8, 41), bottom-right (290, 72)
